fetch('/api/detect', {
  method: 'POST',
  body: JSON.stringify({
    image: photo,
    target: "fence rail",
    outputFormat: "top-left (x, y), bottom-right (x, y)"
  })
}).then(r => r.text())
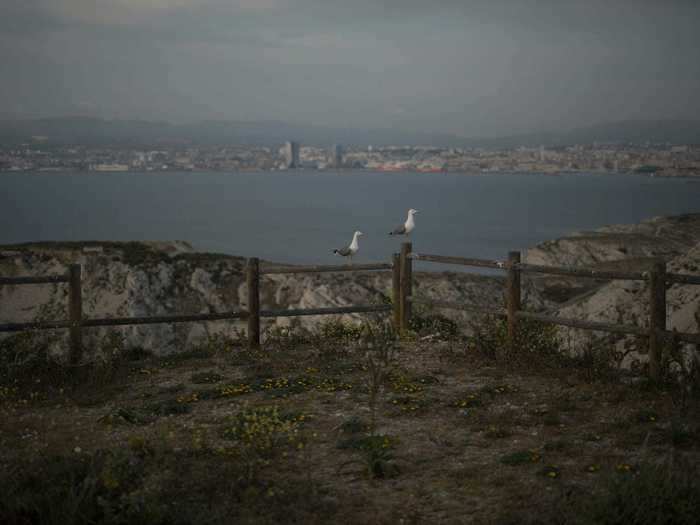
top-left (0, 320), bottom-right (73, 332)
top-left (261, 263), bottom-right (392, 275)
top-left (0, 275), bottom-right (70, 285)
top-left (516, 263), bottom-right (647, 281)
top-left (83, 312), bottom-right (247, 328)
top-left (410, 253), bottom-right (504, 270)
top-left (2, 245), bottom-right (699, 381)
top-left (667, 273), bottom-right (700, 286)
top-left (261, 305), bottom-right (391, 318)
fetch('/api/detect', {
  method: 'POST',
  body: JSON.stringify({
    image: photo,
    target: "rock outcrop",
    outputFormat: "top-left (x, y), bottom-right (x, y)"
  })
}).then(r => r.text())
top-left (523, 214), bottom-right (700, 308)
top-left (2, 214), bottom-right (699, 366)
top-left (523, 214), bottom-right (700, 367)
top-left (0, 241), bottom-right (503, 356)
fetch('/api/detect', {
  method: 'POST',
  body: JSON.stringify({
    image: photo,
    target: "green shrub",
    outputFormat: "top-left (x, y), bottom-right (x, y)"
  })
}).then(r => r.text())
top-left (468, 316), bottom-right (560, 361)
top-left (221, 406), bottom-right (304, 457)
top-left (316, 318), bottom-right (364, 343)
top-left (570, 457), bottom-right (700, 524)
top-left (0, 331), bottom-right (65, 388)
top-left (337, 435), bottom-right (400, 479)
top-left (0, 449), bottom-right (171, 525)
top-left (408, 311), bottom-right (459, 340)
top-left (568, 339), bottom-right (622, 382)
top-left (263, 324), bottom-right (313, 349)
top-left (500, 449), bottom-right (541, 466)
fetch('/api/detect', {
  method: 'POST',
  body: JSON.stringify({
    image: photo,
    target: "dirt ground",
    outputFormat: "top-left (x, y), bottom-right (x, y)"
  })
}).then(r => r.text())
top-left (1, 336), bottom-right (698, 524)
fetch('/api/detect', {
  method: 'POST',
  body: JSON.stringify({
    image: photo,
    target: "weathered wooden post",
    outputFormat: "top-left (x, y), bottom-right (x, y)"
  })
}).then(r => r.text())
top-left (247, 257), bottom-right (261, 350)
top-left (392, 253), bottom-right (401, 331)
top-left (506, 251), bottom-right (521, 354)
top-left (400, 242), bottom-right (413, 333)
top-left (648, 259), bottom-right (666, 382)
top-left (68, 264), bottom-right (83, 364)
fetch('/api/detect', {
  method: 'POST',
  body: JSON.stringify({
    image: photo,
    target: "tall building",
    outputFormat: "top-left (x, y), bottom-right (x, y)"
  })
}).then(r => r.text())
top-left (283, 141), bottom-right (300, 169)
top-left (331, 144), bottom-right (343, 168)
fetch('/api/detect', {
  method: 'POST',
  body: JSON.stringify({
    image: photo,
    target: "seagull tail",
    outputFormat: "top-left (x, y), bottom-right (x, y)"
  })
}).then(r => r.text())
top-left (388, 231), bottom-right (394, 236)
top-left (332, 249), bottom-right (339, 254)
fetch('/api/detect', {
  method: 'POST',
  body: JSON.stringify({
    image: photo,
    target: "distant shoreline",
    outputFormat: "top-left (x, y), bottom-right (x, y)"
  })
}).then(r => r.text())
top-left (3, 168), bottom-right (699, 179)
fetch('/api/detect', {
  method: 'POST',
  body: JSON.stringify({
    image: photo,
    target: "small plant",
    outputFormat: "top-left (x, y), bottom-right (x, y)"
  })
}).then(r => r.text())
top-left (0, 446), bottom-right (168, 525)
top-left (544, 440), bottom-right (570, 452)
top-left (569, 456), bottom-right (700, 524)
top-left (263, 324), bottom-right (313, 349)
top-left (500, 449), bottom-right (541, 466)
top-left (632, 409), bottom-right (659, 424)
top-left (408, 306), bottom-right (460, 340)
top-left (389, 394), bottom-right (428, 414)
top-left (669, 417), bottom-right (695, 448)
top-left (98, 407), bottom-right (153, 426)
top-left (358, 320), bottom-right (398, 433)
top-left (449, 392), bottom-right (483, 409)
top-left (221, 405), bottom-right (307, 482)
top-left (538, 465), bottom-right (561, 479)
top-left (484, 425), bottom-right (511, 439)
top-left (0, 330), bottom-right (64, 388)
top-left (543, 412), bottom-right (562, 426)
top-left (190, 371), bottom-right (224, 384)
top-left (467, 316), bottom-right (560, 362)
top-left (339, 416), bottom-right (368, 435)
top-left (365, 351), bottom-right (386, 434)
top-left (481, 383), bottom-right (519, 396)
top-left (221, 406), bottom-right (304, 454)
top-left (338, 435), bottom-right (400, 479)
top-left (316, 318), bottom-right (364, 344)
top-left (570, 338), bottom-right (622, 382)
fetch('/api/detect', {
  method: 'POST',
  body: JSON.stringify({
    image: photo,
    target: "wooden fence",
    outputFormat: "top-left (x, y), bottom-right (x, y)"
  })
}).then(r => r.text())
top-left (402, 243), bottom-right (700, 382)
top-left (0, 260), bottom-right (394, 364)
top-left (2, 244), bottom-right (699, 381)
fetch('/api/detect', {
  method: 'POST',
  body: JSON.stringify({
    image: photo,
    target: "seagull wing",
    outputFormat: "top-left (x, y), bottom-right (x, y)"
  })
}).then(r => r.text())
top-left (334, 246), bottom-right (352, 256)
top-left (389, 224), bottom-right (407, 236)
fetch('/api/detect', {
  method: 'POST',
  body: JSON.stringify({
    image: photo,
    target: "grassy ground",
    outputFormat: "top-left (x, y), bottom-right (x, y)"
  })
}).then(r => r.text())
top-left (1, 323), bottom-right (698, 524)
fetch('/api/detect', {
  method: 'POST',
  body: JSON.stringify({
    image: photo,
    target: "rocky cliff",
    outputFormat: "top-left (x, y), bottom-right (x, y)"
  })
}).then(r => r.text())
top-left (0, 241), bottom-right (503, 356)
top-left (523, 214), bottom-right (700, 367)
top-left (2, 213), bottom-right (699, 364)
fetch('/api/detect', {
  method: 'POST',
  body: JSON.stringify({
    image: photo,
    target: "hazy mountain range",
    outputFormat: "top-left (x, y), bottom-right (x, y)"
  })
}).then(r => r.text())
top-left (1, 117), bottom-right (699, 148)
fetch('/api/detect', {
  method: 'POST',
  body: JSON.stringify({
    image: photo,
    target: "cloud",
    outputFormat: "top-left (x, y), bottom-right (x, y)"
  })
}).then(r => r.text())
top-left (1, 0), bottom-right (699, 134)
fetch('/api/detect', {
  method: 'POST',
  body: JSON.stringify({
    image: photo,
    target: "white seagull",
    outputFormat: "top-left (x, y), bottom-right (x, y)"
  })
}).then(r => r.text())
top-left (333, 231), bottom-right (363, 264)
top-left (389, 209), bottom-right (419, 236)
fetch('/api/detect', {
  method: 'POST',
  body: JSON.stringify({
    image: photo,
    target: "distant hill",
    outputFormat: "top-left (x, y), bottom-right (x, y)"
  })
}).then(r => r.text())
top-left (0, 117), bottom-right (464, 148)
top-left (471, 120), bottom-right (700, 148)
top-left (1, 117), bottom-right (699, 148)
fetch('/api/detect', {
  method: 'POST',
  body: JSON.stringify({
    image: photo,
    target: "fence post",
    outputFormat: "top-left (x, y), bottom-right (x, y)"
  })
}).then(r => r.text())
top-left (68, 264), bottom-right (83, 365)
top-left (247, 257), bottom-right (261, 350)
top-left (392, 253), bottom-right (401, 331)
top-left (506, 251), bottom-right (521, 354)
top-left (400, 242), bottom-right (413, 333)
top-left (648, 259), bottom-right (666, 382)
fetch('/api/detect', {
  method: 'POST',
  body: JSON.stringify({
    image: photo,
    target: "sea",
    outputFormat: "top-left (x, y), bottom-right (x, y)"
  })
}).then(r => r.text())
top-left (2, 170), bottom-right (699, 269)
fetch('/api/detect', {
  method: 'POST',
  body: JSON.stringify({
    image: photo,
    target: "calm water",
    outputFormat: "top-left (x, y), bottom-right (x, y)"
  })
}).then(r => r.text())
top-left (2, 170), bottom-right (699, 268)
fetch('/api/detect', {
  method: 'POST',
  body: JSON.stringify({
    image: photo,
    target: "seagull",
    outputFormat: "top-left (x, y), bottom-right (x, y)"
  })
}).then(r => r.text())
top-left (333, 231), bottom-right (363, 264)
top-left (389, 209), bottom-right (418, 236)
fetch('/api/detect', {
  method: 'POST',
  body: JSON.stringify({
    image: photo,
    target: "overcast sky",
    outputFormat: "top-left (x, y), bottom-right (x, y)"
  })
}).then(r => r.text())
top-left (2, 0), bottom-right (699, 137)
